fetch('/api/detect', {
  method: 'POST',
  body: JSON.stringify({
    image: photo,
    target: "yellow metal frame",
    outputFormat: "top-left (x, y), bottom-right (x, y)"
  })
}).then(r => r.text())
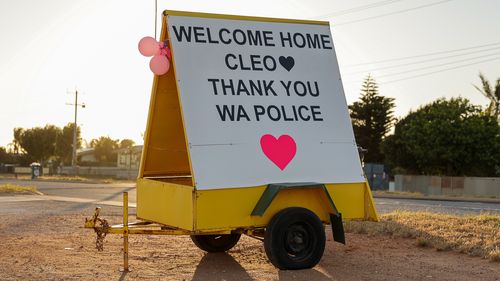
top-left (136, 10), bottom-right (379, 234)
top-left (137, 180), bottom-right (378, 233)
top-left (163, 10), bottom-right (330, 26)
top-left (138, 13), bottom-right (193, 180)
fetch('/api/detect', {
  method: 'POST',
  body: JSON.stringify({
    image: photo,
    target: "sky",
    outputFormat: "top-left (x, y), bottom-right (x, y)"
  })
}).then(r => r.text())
top-left (1, 0), bottom-right (499, 148)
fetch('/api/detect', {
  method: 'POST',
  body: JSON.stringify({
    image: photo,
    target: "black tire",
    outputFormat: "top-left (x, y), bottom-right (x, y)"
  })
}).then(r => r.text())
top-left (264, 207), bottom-right (326, 270)
top-left (190, 234), bottom-right (241, 252)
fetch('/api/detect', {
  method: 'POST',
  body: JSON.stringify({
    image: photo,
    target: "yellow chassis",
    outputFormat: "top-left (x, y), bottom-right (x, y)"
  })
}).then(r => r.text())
top-left (85, 181), bottom-right (378, 271)
top-left (136, 178), bottom-right (378, 233)
top-left (85, 180), bottom-right (378, 270)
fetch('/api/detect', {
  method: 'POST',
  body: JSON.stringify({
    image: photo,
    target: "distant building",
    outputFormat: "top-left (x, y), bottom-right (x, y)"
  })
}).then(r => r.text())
top-left (77, 148), bottom-right (98, 164)
top-left (116, 145), bottom-right (143, 169)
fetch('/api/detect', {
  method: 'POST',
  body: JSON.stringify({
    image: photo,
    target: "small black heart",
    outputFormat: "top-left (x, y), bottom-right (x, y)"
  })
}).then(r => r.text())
top-left (279, 56), bottom-right (295, 72)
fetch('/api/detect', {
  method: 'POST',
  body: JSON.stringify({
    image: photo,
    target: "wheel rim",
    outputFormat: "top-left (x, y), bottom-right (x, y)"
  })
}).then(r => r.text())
top-left (284, 222), bottom-right (316, 260)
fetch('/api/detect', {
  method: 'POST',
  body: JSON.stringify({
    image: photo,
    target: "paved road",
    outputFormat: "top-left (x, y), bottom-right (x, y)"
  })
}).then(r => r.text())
top-left (2, 179), bottom-right (499, 215)
top-left (375, 197), bottom-right (499, 215)
top-left (0, 179), bottom-right (136, 203)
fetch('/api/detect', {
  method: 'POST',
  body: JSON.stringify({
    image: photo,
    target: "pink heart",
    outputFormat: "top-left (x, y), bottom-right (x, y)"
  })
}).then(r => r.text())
top-left (260, 134), bottom-right (297, 171)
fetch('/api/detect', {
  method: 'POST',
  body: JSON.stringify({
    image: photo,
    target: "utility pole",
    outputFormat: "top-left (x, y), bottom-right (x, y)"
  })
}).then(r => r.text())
top-left (66, 89), bottom-right (85, 174)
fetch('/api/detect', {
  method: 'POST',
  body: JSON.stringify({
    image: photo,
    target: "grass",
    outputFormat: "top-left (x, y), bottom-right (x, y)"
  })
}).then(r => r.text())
top-left (345, 211), bottom-right (500, 262)
top-left (0, 184), bottom-right (41, 195)
top-left (37, 174), bottom-right (137, 183)
top-left (372, 190), bottom-right (499, 200)
top-left (38, 175), bottom-right (109, 183)
top-left (0, 174), bottom-right (134, 183)
top-left (372, 190), bottom-right (423, 197)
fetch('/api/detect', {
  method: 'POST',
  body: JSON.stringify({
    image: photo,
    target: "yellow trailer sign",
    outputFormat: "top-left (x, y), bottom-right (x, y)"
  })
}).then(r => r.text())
top-left (94, 10), bottom-right (378, 270)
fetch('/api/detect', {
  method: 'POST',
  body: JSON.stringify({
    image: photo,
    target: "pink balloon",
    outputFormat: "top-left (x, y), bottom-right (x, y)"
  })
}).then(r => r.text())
top-left (150, 55), bottom-right (170, 75)
top-left (138, 36), bottom-right (160, 57)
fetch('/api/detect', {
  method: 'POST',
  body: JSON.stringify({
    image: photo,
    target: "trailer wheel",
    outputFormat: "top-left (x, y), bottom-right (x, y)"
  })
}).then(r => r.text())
top-left (190, 234), bottom-right (241, 252)
top-left (264, 207), bottom-right (325, 270)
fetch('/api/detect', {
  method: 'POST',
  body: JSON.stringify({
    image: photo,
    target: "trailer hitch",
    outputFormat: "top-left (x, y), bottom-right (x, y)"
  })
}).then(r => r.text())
top-left (85, 207), bottom-right (110, 251)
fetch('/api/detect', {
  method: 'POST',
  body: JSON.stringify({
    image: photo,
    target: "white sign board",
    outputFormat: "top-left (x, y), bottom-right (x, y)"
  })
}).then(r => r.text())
top-left (167, 13), bottom-right (364, 189)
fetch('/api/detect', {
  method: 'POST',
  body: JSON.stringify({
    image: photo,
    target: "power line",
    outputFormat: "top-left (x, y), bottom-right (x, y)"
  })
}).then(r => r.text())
top-left (377, 52), bottom-right (500, 78)
top-left (380, 56), bottom-right (500, 84)
top-left (346, 42), bottom-right (500, 66)
top-left (346, 46), bottom-right (500, 75)
top-left (314, 0), bottom-right (405, 19)
top-left (333, 0), bottom-right (454, 26)
top-left (311, 1), bottom-right (493, 85)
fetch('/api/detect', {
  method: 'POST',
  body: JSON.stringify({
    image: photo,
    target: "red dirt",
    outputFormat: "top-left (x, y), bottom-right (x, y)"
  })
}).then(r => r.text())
top-left (0, 201), bottom-right (498, 281)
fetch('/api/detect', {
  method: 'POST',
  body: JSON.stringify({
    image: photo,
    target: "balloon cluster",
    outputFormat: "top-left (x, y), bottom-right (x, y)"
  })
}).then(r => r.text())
top-left (138, 36), bottom-right (172, 75)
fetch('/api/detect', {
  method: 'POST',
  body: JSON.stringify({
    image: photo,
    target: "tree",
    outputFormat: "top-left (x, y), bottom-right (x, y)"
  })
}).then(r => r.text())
top-left (0, 146), bottom-right (18, 164)
top-left (119, 139), bottom-right (135, 149)
top-left (90, 136), bottom-right (119, 164)
top-left (382, 97), bottom-right (500, 176)
top-left (349, 75), bottom-right (395, 162)
top-left (0, 147), bottom-right (7, 163)
top-left (15, 125), bottom-right (60, 165)
top-left (473, 72), bottom-right (500, 122)
top-left (55, 123), bottom-right (82, 165)
top-left (12, 128), bottom-right (23, 154)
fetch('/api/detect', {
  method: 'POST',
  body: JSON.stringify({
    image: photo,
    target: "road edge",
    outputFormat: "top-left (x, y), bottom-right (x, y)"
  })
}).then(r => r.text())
top-left (373, 194), bottom-right (500, 204)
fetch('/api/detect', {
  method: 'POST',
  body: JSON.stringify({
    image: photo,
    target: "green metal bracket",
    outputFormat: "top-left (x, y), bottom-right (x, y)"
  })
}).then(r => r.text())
top-left (251, 182), bottom-right (345, 244)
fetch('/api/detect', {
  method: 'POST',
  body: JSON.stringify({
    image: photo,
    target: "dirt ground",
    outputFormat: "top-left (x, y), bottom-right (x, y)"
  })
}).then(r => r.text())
top-left (0, 199), bottom-right (498, 281)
